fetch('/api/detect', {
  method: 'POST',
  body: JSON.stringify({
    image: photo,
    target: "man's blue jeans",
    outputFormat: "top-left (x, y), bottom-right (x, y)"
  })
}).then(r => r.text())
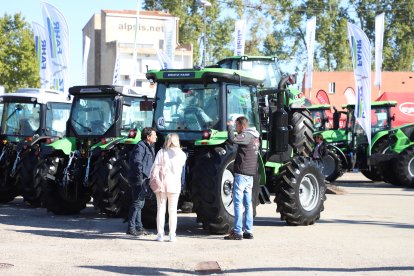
top-left (233, 173), bottom-right (253, 235)
top-left (127, 183), bottom-right (146, 231)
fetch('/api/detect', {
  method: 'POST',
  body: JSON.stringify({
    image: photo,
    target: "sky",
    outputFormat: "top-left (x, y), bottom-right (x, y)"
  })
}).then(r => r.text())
top-left (1, 0), bottom-right (139, 87)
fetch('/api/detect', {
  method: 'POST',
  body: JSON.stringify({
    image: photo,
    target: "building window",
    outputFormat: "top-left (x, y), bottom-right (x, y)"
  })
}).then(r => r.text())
top-left (159, 40), bottom-right (164, 50)
top-left (135, 80), bottom-right (142, 87)
top-left (329, 82), bottom-right (336, 94)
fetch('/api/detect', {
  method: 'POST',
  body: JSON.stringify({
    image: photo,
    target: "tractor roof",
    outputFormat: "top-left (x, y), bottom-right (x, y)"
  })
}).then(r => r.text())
top-left (308, 104), bottom-right (331, 110)
top-left (342, 100), bottom-right (398, 109)
top-left (0, 88), bottom-right (71, 104)
top-left (68, 85), bottom-right (152, 98)
top-left (146, 68), bottom-right (264, 86)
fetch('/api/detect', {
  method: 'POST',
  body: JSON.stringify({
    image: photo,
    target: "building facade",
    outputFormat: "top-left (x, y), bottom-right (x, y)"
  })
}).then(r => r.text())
top-left (305, 71), bottom-right (414, 109)
top-left (82, 10), bottom-right (193, 94)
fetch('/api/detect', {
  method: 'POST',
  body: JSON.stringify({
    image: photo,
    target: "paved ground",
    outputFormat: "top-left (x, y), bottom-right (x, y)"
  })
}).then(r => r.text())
top-left (1, 172), bottom-right (414, 275)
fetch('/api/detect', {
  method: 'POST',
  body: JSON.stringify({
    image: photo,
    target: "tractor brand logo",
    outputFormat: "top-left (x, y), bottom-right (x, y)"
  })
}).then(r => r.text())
top-left (399, 102), bottom-right (414, 116)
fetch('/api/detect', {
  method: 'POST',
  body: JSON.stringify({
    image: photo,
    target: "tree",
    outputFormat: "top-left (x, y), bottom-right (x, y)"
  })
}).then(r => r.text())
top-left (350, 0), bottom-right (414, 71)
top-left (143, 0), bottom-right (236, 65)
top-left (0, 13), bottom-right (39, 92)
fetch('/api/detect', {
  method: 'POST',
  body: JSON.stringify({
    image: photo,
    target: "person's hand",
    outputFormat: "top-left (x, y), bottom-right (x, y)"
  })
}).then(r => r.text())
top-left (227, 120), bottom-right (234, 126)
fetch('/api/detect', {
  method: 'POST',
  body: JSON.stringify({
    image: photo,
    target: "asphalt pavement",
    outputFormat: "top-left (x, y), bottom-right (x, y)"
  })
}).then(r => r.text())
top-left (0, 172), bottom-right (413, 275)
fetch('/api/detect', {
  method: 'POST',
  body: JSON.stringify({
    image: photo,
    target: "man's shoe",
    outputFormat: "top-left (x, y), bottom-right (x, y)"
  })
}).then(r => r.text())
top-left (224, 230), bottom-right (242, 240)
top-left (136, 228), bottom-right (149, 236)
top-left (126, 229), bottom-right (139, 236)
top-left (243, 232), bottom-right (254, 239)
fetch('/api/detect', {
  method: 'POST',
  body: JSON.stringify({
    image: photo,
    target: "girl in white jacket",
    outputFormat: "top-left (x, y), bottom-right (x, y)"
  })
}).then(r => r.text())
top-left (153, 133), bottom-right (187, 242)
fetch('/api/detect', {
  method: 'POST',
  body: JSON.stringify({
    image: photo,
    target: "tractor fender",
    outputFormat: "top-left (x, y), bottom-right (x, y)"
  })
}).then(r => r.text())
top-left (326, 144), bottom-right (348, 168)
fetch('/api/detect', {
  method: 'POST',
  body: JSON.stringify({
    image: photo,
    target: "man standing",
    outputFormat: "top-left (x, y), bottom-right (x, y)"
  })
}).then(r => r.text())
top-left (126, 127), bottom-right (157, 236)
top-left (313, 134), bottom-right (327, 169)
top-left (225, 116), bottom-right (260, 240)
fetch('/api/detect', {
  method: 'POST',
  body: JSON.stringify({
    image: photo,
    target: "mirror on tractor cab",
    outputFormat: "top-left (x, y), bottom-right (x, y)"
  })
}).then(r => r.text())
top-left (140, 100), bottom-right (153, 111)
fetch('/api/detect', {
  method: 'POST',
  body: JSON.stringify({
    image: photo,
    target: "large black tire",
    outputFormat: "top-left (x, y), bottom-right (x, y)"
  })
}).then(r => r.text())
top-left (40, 156), bottom-right (90, 215)
top-left (361, 139), bottom-right (392, 182)
top-left (275, 156), bottom-right (326, 225)
top-left (322, 150), bottom-right (343, 182)
top-left (393, 145), bottom-right (414, 187)
top-left (190, 144), bottom-right (259, 234)
top-left (289, 109), bottom-right (314, 157)
top-left (0, 153), bottom-right (17, 203)
top-left (15, 153), bottom-right (42, 207)
top-left (90, 147), bottom-right (131, 218)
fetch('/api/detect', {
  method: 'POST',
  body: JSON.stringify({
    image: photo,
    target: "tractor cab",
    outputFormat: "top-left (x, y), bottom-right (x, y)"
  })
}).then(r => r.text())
top-left (147, 68), bottom-right (262, 147)
top-left (0, 88), bottom-right (71, 141)
top-left (308, 104), bottom-right (331, 132)
top-left (67, 85), bottom-right (153, 140)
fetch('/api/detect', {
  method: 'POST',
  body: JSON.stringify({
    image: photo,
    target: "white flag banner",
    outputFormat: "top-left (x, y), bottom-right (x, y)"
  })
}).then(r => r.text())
top-left (164, 18), bottom-right (176, 64)
top-left (374, 13), bottom-right (385, 87)
top-left (82, 36), bottom-right (90, 85)
top-left (32, 22), bottom-right (50, 89)
top-left (41, 2), bottom-right (70, 93)
top-left (156, 50), bottom-right (173, 69)
top-left (304, 17), bottom-right (316, 89)
top-left (347, 22), bottom-right (372, 145)
top-left (233, 19), bottom-right (246, 56)
top-left (113, 47), bottom-right (120, 84)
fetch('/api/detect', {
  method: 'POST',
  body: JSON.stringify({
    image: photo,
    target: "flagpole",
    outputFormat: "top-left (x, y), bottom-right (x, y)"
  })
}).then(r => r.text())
top-left (131, 0), bottom-right (140, 86)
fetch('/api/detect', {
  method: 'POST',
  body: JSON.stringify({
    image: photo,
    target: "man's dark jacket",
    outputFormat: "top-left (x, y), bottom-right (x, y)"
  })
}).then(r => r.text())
top-left (128, 140), bottom-right (155, 185)
top-left (227, 126), bottom-right (260, 176)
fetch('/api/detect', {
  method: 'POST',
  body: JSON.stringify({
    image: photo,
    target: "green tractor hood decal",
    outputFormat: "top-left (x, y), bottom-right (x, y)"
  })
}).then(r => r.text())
top-left (46, 137), bottom-right (77, 156)
top-left (318, 129), bottom-right (347, 143)
top-left (194, 130), bottom-right (227, 146)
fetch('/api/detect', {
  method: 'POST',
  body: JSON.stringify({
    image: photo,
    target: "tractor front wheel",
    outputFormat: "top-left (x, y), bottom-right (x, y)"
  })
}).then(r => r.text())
top-left (275, 156), bottom-right (326, 225)
top-left (40, 157), bottom-right (90, 215)
top-left (0, 155), bottom-right (17, 203)
top-left (322, 149), bottom-right (343, 182)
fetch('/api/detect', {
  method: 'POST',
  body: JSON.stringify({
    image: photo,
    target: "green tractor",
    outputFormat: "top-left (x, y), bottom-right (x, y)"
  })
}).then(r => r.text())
top-left (0, 88), bottom-right (71, 205)
top-left (209, 55), bottom-right (315, 157)
top-left (318, 101), bottom-right (414, 186)
top-left (38, 85), bottom-right (153, 215)
top-left (146, 67), bottom-right (326, 234)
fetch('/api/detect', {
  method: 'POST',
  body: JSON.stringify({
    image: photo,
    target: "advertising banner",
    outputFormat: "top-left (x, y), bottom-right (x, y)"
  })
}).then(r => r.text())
top-left (41, 2), bottom-right (70, 93)
top-left (347, 22), bottom-right (372, 145)
top-left (156, 50), bottom-right (173, 69)
top-left (164, 18), bottom-right (176, 64)
top-left (304, 17), bottom-right (316, 89)
top-left (113, 47), bottom-right (120, 85)
top-left (316, 89), bottom-right (330, 105)
top-left (233, 19), bottom-right (246, 56)
top-left (374, 13), bottom-right (385, 87)
top-left (32, 22), bottom-right (50, 89)
top-left (82, 36), bottom-right (90, 85)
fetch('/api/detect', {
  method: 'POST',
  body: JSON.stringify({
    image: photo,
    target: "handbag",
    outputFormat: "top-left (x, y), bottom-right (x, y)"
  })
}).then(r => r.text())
top-left (149, 149), bottom-right (165, 193)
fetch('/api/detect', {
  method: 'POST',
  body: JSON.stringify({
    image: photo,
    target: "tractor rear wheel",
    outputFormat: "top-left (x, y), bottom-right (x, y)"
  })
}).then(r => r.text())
top-left (361, 139), bottom-right (393, 182)
top-left (191, 144), bottom-right (259, 234)
top-left (289, 109), bottom-right (314, 157)
top-left (40, 157), bottom-right (90, 215)
top-left (16, 153), bottom-right (42, 207)
top-left (322, 150), bottom-right (343, 182)
top-left (275, 156), bottom-right (326, 225)
top-left (393, 145), bottom-right (414, 187)
top-left (90, 147), bottom-right (131, 218)
top-left (0, 155), bottom-right (17, 203)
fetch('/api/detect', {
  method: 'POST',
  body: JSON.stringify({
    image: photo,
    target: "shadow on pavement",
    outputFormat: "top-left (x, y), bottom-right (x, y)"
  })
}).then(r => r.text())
top-left (318, 218), bottom-right (414, 229)
top-left (79, 265), bottom-right (196, 275)
top-left (78, 265), bottom-right (414, 275)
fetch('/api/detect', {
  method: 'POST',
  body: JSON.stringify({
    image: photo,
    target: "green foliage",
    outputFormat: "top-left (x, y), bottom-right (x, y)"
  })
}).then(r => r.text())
top-left (144, 0), bottom-right (414, 71)
top-left (0, 13), bottom-right (39, 92)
